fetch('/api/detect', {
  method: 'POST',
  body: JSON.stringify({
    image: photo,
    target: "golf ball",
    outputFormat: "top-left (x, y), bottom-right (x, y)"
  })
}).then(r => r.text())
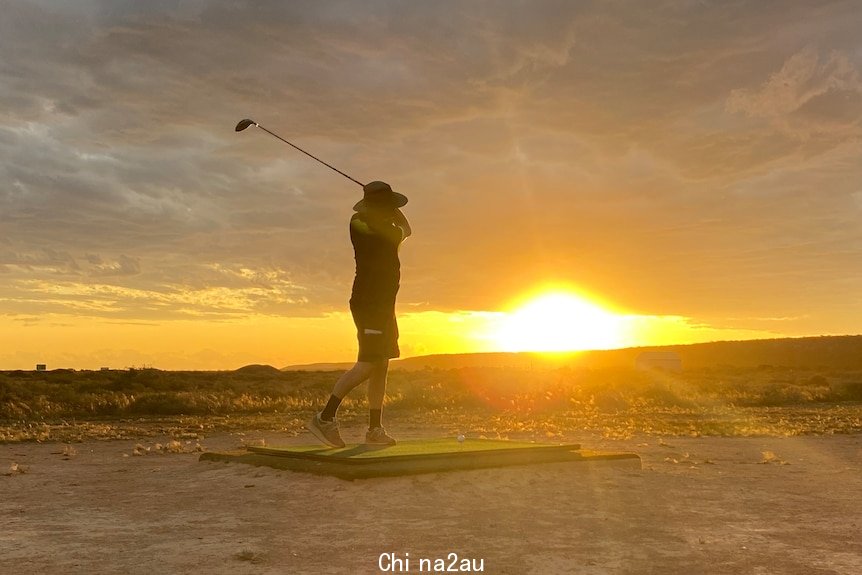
top-left (457, 434), bottom-right (465, 443)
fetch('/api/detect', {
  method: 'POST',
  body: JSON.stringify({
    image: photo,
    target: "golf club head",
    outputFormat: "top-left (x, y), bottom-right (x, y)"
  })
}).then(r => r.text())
top-left (235, 119), bottom-right (257, 132)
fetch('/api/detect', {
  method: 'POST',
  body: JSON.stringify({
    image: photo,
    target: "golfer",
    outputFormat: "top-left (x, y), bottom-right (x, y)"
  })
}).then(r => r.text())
top-left (307, 181), bottom-right (411, 447)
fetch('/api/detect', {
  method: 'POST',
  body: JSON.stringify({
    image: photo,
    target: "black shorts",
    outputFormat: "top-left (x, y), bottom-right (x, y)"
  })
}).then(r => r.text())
top-left (352, 309), bottom-right (400, 362)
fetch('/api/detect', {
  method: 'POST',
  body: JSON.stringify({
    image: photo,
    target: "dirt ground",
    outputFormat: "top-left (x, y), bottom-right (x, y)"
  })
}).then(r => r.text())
top-left (2, 428), bottom-right (861, 575)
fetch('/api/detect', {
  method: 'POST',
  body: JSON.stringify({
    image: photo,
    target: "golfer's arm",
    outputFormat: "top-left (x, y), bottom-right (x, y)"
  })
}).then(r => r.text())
top-left (353, 213), bottom-right (407, 243)
top-left (393, 209), bottom-right (412, 239)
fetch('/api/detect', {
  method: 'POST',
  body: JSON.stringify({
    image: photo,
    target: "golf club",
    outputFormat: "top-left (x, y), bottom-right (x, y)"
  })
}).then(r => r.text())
top-left (235, 119), bottom-right (365, 187)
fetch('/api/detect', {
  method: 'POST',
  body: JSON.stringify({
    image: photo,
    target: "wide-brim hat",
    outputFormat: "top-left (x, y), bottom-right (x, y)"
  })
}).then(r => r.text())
top-left (353, 180), bottom-right (408, 212)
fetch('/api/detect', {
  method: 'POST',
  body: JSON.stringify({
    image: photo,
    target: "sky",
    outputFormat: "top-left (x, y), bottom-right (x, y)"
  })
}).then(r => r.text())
top-left (1, 0), bottom-right (861, 370)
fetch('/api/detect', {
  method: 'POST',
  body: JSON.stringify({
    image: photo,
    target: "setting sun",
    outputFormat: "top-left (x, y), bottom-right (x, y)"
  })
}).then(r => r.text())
top-left (493, 291), bottom-right (626, 352)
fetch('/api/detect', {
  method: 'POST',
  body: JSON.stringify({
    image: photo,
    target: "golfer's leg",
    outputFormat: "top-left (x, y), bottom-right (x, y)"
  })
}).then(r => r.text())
top-left (309, 361), bottom-right (375, 448)
top-left (367, 359), bottom-right (389, 428)
top-left (365, 360), bottom-right (397, 444)
top-left (331, 361), bottom-right (375, 399)
top-left (320, 361), bottom-right (375, 422)
top-left (367, 359), bottom-right (389, 410)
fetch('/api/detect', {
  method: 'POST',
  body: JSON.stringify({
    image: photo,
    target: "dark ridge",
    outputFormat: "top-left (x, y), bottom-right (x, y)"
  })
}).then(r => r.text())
top-left (234, 364), bottom-right (283, 376)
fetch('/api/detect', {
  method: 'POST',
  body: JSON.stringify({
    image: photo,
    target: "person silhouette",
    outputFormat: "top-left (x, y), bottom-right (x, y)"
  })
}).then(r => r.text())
top-left (306, 181), bottom-right (411, 447)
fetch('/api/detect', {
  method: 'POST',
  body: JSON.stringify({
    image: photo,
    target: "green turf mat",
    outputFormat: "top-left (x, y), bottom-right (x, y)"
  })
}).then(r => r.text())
top-left (200, 438), bottom-right (640, 479)
top-left (247, 438), bottom-right (581, 463)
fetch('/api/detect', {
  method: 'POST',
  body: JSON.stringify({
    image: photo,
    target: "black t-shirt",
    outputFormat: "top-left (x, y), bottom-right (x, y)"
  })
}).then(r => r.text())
top-left (348, 212), bottom-right (404, 327)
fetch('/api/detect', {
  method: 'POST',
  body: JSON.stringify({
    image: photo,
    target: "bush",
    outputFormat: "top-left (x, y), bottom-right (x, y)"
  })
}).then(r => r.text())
top-left (127, 392), bottom-right (220, 416)
top-left (828, 381), bottom-right (862, 401)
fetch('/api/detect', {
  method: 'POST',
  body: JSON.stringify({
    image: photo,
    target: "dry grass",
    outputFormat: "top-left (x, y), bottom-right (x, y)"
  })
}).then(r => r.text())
top-left (1, 366), bottom-right (860, 443)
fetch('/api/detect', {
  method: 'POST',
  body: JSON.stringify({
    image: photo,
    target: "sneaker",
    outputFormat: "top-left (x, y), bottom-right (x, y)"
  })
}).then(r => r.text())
top-left (306, 412), bottom-right (345, 448)
top-left (365, 426), bottom-right (397, 446)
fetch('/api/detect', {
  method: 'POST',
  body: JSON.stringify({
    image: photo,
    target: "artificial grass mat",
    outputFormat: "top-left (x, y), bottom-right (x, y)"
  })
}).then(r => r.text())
top-left (200, 438), bottom-right (640, 480)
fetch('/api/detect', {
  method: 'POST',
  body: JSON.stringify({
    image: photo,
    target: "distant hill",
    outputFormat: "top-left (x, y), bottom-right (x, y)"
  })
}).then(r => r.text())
top-left (234, 364), bottom-right (284, 376)
top-left (282, 335), bottom-right (862, 371)
top-left (282, 361), bottom-right (355, 372)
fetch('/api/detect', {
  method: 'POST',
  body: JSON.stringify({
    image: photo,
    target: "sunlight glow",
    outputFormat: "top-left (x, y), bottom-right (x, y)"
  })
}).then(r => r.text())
top-left (493, 291), bottom-right (625, 352)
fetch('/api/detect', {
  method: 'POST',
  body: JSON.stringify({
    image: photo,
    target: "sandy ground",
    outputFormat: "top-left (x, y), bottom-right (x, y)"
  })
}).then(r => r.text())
top-left (2, 428), bottom-right (861, 575)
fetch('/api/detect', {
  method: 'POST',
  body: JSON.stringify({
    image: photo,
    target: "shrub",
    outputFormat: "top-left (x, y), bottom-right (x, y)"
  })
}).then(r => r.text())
top-left (828, 381), bottom-right (862, 401)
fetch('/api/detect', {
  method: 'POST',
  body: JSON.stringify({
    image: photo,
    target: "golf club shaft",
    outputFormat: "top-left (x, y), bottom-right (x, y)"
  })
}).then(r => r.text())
top-left (255, 125), bottom-right (364, 187)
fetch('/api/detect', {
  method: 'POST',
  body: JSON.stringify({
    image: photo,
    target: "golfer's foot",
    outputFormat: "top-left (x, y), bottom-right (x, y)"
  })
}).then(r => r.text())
top-left (366, 426), bottom-right (397, 446)
top-left (306, 412), bottom-right (345, 448)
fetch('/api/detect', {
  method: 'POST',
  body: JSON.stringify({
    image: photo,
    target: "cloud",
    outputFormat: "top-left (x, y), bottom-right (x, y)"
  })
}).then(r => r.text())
top-left (4, 270), bottom-right (309, 321)
top-left (0, 0), bottom-right (860, 345)
top-left (727, 45), bottom-right (862, 135)
top-left (0, 248), bottom-right (81, 274)
top-left (89, 254), bottom-right (141, 277)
